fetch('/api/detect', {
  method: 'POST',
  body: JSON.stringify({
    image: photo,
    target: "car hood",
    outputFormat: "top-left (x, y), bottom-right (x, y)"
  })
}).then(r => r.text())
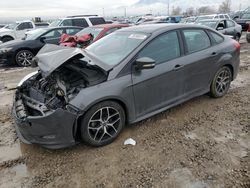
top-left (0, 27), bottom-right (13, 33)
top-left (0, 39), bottom-right (25, 48)
top-left (36, 44), bottom-right (112, 77)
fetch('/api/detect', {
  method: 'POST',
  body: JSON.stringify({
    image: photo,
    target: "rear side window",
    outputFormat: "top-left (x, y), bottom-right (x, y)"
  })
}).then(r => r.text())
top-left (183, 29), bottom-right (211, 53)
top-left (208, 31), bottom-right (224, 44)
top-left (72, 19), bottom-right (89, 27)
top-left (89, 18), bottom-right (106, 25)
top-left (61, 19), bottom-right (73, 26)
top-left (219, 15), bottom-right (224, 19)
top-left (226, 20), bottom-right (235, 28)
top-left (138, 31), bottom-right (180, 64)
top-left (225, 15), bottom-right (230, 19)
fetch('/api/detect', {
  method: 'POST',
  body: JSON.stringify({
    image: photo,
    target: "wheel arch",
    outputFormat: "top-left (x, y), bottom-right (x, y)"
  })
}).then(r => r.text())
top-left (74, 98), bottom-right (129, 140)
top-left (223, 64), bottom-right (234, 80)
top-left (1, 35), bottom-right (15, 40)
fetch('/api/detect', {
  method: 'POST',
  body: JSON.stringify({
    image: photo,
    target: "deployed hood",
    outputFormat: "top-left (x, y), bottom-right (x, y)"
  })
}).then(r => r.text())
top-left (36, 44), bottom-right (112, 77)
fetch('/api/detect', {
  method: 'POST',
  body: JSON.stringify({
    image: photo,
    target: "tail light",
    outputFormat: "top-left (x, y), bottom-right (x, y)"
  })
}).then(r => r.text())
top-left (234, 41), bottom-right (241, 51)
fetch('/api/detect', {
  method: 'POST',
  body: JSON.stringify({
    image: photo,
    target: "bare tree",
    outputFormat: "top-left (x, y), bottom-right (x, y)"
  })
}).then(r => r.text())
top-left (219, 0), bottom-right (231, 13)
top-left (198, 6), bottom-right (216, 15)
top-left (186, 7), bottom-right (195, 16)
top-left (172, 6), bottom-right (182, 15)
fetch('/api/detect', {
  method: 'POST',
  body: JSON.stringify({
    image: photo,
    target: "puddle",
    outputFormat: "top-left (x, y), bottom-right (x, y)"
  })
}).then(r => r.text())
top-left (0, 163), bottom-right (29, 188)
top-left (0, 143), bottom-right (23, 164)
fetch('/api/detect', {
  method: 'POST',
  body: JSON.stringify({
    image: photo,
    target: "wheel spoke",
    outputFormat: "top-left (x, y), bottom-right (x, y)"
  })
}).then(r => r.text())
top-left (107, 124), bottom-right (118, 133)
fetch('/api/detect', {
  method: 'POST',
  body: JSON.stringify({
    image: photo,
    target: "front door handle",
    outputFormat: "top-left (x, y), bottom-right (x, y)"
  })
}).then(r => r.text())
top-left (173, 64), bottom-right (184, 71)
top-left (211, 52), bottom-right (217, 56)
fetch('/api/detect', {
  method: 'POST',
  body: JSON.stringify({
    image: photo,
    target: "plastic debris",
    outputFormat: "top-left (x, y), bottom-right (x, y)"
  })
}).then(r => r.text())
top-left (124, 138), bottom-right (136, 146)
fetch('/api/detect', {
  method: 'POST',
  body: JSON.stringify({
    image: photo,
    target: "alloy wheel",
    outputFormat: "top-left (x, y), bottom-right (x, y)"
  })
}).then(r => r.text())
top-left (88, 107), bottom-right (121, 143)
top-left (215, 69), bottom-right (231, 95)
top-left (16, 50), bottom-right (34, 67)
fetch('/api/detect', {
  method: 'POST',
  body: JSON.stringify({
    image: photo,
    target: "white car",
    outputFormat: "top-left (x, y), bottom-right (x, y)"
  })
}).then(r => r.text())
top-left (0, 20), bottom-right (35, 43)
top-left (49, 15), bottom-right (106, 28)
top-left (196, 14), bottom-right (230, 22)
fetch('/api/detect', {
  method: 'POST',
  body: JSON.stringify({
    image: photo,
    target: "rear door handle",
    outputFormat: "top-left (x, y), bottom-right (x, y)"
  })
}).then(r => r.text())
top-left (173, 64), bottom-right (184, 71)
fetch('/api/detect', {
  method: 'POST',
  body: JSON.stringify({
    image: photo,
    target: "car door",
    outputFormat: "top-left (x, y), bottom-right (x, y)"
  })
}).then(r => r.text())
top-left (15, 22), bottom-right (33, 39)
top-left (216, 20), bottom-right (227, 35)
top-left (180, 29), bottom-right (220, 96)
top-left (132, 31), bottom-right (184, 118)
top-left (42, 29), bottom-right (64, 44)
top-left (225, 20), bottom-right (236, 37)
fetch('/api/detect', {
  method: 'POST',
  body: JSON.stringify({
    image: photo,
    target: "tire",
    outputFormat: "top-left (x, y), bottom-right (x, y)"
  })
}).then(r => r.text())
top-left (210, 66), bottom-right (232, 98)
top-left (247, 37), bottom-right (250, 43)
top-left (235, 33), bottom-right (241, 42)
top-left (1, 36), bottom-right (14, 43)
top-left (15, 50), bottom-right (34, 67)
top-left (80, 101), bottom-right (125, 147)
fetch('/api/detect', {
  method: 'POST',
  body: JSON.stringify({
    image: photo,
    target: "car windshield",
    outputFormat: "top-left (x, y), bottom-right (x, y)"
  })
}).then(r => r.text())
top-left (5, 22), bottom-right (18, 30)
top-left (77, 27), bottom-right (104, 40)
top-left (242, 13), bottom-right (250, 19)
top-left (196, 16), bottom-right (214, 22)
top-left (25, 28), bottom-right (47, 40)
top-left (49, 19), bottom-right (62, 27)
top-left (197, 20), bottom-right (218, 28)
top-left (86, 31), bottom-right (149, 66)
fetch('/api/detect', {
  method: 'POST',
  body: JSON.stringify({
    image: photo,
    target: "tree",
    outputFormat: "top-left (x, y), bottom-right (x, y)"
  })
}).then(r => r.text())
top-left (172, 6), bottom-right (182, 15)
top-left (219, 0), bottom-right (231, 13)
top-left (198, 6), bottom-right (216, 15)
top-left (186, 7), bottom-right (195, 16)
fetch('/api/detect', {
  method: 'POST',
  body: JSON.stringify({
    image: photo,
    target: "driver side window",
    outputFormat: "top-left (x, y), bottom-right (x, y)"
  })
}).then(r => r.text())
top-left (137, 31), bottom-right (180, 64)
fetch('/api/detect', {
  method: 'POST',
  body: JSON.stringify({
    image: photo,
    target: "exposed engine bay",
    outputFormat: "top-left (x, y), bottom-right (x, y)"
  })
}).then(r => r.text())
top-left (16, 58), bottom-right (107, 117)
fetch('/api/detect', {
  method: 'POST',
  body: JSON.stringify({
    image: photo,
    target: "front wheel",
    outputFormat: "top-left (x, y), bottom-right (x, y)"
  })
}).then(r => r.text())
top-left (80, 101), bottom-right (125, 147)
top-left (210, 66), bottom-right (232, 98)
top-left (15, 50), bottom-right (34, 67)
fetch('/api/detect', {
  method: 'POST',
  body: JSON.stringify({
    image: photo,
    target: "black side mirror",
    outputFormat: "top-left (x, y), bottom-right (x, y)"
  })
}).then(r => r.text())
top-left (40, 36), bottom-right (46, 43)
top-left (135, 57), bottom-right (156, 70)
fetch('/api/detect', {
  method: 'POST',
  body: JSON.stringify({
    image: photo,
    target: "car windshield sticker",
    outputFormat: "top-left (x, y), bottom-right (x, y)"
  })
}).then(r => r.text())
top-left (128, 34), bottom-right (147, 40)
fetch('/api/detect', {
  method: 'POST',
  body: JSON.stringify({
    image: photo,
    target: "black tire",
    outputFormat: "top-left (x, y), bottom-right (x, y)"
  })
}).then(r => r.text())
top-left (1, 36), bottom-right (14, 43)
top-left (80, 101), bottom-right (125, 147)
top-left (15, 50), bottom-right (34, 67)
top-left (247, 37), bottom-right (250, 43)
top-left (210, 66), bottom-right (232, 98)
top-left (235, 33), bottom-right (241, 42)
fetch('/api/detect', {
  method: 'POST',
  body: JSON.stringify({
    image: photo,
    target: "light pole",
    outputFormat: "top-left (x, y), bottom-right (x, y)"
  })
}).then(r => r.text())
top-left (168, 0), bottom-right (170, 15)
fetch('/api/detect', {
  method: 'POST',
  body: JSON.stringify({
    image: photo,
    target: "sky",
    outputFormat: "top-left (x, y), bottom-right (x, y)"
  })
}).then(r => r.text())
top-left (0, 0), bottom-right (248, 21)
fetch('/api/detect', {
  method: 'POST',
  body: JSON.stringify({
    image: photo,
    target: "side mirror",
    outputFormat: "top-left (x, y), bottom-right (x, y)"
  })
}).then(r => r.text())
top-left (135, 57), bottom-right (155, 71)
top-left (40, 36), bottom-right (46, 43)
top-left (217, 27), bottom-right (224, 31)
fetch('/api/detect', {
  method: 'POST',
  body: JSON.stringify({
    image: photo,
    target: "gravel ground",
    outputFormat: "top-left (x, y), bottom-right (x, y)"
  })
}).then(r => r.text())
top-left (0, 34), bottom-right (249, 188)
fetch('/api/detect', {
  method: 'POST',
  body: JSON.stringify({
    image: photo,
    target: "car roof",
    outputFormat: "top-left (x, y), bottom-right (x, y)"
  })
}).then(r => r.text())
top-left (91, 24), bottom-right (129, 29)
top-left (118, 24), bottom-right (209, 34)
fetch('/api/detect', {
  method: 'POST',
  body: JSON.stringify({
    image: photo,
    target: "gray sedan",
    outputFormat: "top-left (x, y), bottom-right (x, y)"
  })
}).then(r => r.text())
top-left (13, 24), bottom-right (240, 149)
top-left (196, 19), bottom-right (242, 41)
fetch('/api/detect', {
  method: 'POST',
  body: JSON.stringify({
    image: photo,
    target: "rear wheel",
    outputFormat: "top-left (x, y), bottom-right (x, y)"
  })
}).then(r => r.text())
top-left (15, 50), bottom-right (34, 67)
top-left (210, 66), bottom-right (232, 98)
top-left (1, 36), bottom-right (14, 43)
top-left (80, 101), bottom-right (125, 146)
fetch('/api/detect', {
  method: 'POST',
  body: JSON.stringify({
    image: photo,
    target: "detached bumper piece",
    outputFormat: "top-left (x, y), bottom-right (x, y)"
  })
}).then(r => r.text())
top-left (13, 93), bottom-right (78, 149)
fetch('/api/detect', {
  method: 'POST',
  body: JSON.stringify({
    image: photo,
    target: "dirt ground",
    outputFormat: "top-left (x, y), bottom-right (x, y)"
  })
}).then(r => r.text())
top-left (0, 34), bottom-right (249, 188)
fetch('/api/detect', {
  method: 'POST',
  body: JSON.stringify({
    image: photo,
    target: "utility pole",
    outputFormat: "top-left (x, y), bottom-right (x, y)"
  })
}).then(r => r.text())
top-left (102, 8), bottom-right (105, 17)
top-left (124, 7), bottom-right (127, 18)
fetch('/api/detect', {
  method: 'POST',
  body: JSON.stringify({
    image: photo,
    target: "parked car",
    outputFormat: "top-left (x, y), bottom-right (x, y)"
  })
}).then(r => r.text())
top-left (247, 23), bottom-right (250, 43)
top-left (0, 26), bottom-right (82, 66)
top-left (60, 24), bottom-right (129, 48)
top-left (196, 14), bottom-right (230, 22)
top-left (234, 12), bottom-right (250, 31)
top-left (49, 15), bottom-right (106, 28)
top-left (196, 19), bottom-right (242, 41)
top-left (13, 24), bottom-right (240, 149)
top-left (0, 21), bottom-right (35, 43)
top-left (180, 17), bottom-right (197, 24)
top-left (0, 24), bottom-right (5, 28)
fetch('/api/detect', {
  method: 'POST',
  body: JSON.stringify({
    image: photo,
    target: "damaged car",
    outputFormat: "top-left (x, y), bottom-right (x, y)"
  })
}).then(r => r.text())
top-left (13, 24), bottom-right (240, 149)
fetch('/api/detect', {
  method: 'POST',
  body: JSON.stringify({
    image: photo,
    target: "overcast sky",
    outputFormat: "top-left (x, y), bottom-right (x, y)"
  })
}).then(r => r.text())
top-left (0, 0), bottom-right (248, 20)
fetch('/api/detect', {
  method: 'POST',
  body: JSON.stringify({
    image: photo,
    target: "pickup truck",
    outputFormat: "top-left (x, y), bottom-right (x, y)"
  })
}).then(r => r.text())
top-left (0, 21), bottom-right (35, 43)
top-left (234, 12), bottom-right (250, 31)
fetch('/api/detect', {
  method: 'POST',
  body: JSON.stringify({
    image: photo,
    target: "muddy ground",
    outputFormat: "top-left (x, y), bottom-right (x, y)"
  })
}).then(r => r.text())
top-left (0, 34), bottom-right (249, 188)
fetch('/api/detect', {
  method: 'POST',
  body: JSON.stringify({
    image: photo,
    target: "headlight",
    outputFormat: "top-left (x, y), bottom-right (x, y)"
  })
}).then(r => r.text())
top-left (0, 47), bottom-right (12, 54)
top-left (17, 71), bottom-right (38, 87)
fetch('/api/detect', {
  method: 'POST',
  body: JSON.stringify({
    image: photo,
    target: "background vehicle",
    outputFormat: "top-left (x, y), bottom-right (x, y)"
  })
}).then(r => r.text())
top-left (0, 24), bottom-right (5, 28)
top-left (234, 12), bottom-right (250, 31)
top-left (180, 17), bottom-right (197, 24)
top-left (196, 14), bottom-right (230, 22)
top-left (49, 15), bottom-right (106, 28)
top-left (196, 19), bottom-right (242, 41)
top-left (13, 24), bottom-right (240, 149)
top-left (0, 20), bottom-right (35, 43)
top-left (0, 26), bottom-right (82, 66)
top-left (247, 23), bottom-right (250, 43)
top-left (60, 24), bottom-right (129, 48)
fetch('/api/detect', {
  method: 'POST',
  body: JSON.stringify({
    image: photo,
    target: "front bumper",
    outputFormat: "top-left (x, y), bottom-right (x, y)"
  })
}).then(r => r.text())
top-left (12, 92), bottom-right (78, 149)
